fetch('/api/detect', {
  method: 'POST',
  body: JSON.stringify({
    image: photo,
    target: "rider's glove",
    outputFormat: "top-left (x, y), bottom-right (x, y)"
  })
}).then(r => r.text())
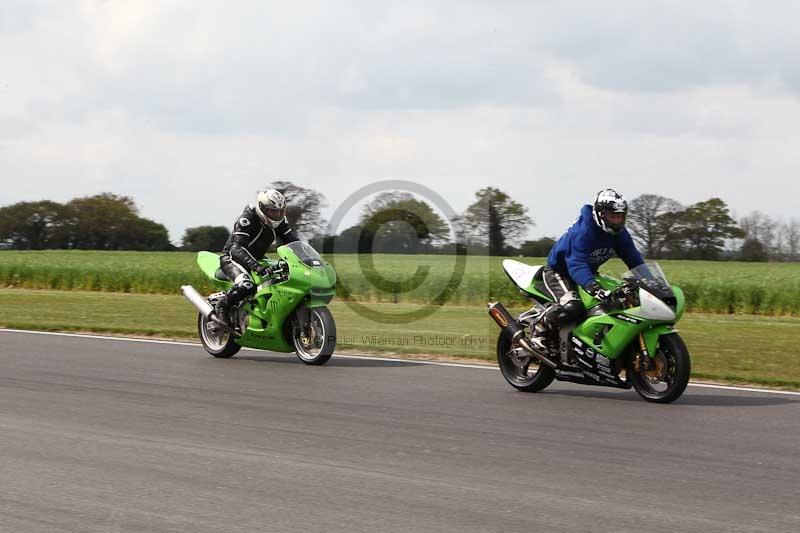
top-left (256, 264), bottom-right (273, 278)
top-left (585, 281), bottom-right (613, 303)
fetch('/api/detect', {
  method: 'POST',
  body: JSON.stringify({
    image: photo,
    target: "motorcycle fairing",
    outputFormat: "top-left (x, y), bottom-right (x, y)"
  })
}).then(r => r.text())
top-left (549, 334), bottom-right (634, 390)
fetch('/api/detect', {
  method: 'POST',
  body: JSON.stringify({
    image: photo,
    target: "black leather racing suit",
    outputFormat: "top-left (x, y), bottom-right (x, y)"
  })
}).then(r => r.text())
top-left (217, 204), bottom-right (298, 313)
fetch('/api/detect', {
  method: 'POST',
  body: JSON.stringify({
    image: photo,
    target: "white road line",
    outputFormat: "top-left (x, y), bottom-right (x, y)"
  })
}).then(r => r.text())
top-left (0, 328), bottom-right (496, 370)
top-left (332, 353), bottom-right (496, 370)
top-left (686, 382), bottom-right (800, 395)
top-left (2, 328), bottom-right (799, 396)
top-left (0, 328), bottom-right (200, 347)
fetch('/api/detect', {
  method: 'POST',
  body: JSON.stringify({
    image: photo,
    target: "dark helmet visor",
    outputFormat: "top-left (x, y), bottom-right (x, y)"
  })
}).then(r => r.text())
top-left (603, 211), bottom-right (627, 231)
top-left (263, 206), bottom-right (286, 222)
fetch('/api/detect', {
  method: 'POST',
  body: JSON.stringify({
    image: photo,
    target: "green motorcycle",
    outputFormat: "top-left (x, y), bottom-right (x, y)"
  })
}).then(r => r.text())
top-left (488, 261), bottom-right (690, 403)
top-left (181, 241), bottom-right (337, 365)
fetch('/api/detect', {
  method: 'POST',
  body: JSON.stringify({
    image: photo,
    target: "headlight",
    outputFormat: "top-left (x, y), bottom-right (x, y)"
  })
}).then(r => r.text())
top-left (630, 288), bottom-right (676, 321)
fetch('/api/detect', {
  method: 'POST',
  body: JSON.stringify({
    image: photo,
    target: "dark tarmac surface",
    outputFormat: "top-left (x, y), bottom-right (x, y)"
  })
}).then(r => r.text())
top-left (1, 330), bottom-right (798, 532)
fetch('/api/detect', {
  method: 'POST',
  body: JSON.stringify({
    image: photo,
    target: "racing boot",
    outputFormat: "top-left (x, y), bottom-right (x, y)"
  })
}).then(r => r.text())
top-left (529, 316), bottom-right (551, 352)
top-left (214, 281), bottom-right (254, 327)
top-left (213, 293), bottom-right (231, 325)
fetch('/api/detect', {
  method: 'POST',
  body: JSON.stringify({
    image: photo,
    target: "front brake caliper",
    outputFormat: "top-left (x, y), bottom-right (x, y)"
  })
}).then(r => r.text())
top-left (643, 354), bottom-right (666, 382)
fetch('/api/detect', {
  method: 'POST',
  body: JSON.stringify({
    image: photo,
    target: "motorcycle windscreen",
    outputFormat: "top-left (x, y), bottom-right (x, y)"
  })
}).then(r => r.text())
top-left (622, 262), bottom-right (674, 301)
top-left (283, 241), bottom-right (325, 268)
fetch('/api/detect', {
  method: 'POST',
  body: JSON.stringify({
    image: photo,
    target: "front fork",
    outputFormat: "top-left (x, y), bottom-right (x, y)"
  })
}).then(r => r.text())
top-left (636, 325), bottom-right (677, 374)
top-left (293, 304), bottom-right (315, 346)
top-left (634, 333), bottom-right (654, 372)
top-left (295, 304), bottom-right (311, 326)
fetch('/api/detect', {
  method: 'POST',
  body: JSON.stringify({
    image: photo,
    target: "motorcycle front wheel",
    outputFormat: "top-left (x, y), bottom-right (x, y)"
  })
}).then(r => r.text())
top-left (630, 333), bottom-right (691, 403)
top-left (292, 305), bottom-right (336, 365)
top-left (496, 332), bottom-right (555, 392)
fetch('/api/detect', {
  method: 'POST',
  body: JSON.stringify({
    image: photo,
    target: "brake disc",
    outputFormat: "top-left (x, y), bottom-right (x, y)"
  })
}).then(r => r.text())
top-left (643, 353), bottom-right (667, 382)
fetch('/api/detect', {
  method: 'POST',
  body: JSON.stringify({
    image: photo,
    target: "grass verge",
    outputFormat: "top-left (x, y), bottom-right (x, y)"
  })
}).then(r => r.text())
top-left (1, 288), bottom-right (798, 389)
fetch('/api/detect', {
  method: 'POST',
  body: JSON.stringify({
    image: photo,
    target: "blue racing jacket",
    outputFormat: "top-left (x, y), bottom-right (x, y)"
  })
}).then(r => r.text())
top-left (547, 204), bottom-right (644, 288)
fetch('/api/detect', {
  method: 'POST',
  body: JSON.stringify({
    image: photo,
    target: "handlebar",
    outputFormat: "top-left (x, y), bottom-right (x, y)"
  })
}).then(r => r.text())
top-left (270, 260), bottom-right (289, 281)
top-left (256, 260), bottom-right (290, 284)
top-left (603, 280), bottom-right (638, 308)
top-left (612, 281), bottom-right (637, 298)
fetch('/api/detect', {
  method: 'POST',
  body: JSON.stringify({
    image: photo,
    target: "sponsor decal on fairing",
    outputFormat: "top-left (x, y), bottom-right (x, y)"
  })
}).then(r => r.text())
top-left (615, 314), bottom-right (641, 324)
top-left (556, 370), bottom-right (584, 379)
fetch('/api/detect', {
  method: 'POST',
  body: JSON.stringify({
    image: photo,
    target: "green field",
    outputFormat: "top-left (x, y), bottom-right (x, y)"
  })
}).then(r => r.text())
top-left (1, 250), bottom-right (799, 315)
top-left (1, 288), bottom-right (798, 389)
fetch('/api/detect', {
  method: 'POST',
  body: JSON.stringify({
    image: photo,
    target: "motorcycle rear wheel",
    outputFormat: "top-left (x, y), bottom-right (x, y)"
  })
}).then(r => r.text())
top-left (198, 313), bottom-right (241, 358)
top-left (630, 333), bottom-right (690, 403)
top-left (496, 333), bottom-right (555, 392)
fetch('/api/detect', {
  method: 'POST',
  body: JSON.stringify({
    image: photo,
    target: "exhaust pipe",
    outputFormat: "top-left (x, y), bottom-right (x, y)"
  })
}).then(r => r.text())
top-left (487, 302), bottom-right (557, 369)
top-left (181, 285), bottom-right (214, 318)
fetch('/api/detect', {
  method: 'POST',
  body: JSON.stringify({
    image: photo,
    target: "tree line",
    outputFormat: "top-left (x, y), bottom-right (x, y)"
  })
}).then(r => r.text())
top-left (0, 193), bottom-right (172, 251)
top-left (627, 194), bottom-right (799, 261)
top-left (1, 184), bottom-right (796, 262)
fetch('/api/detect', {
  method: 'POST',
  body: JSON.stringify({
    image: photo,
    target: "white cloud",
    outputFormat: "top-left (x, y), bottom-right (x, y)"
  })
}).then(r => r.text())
top-left (1, 0), bottom-right (799, 243)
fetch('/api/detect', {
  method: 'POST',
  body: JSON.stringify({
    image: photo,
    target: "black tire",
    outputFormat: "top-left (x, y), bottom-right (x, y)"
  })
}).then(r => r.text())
top-left (496, 333), bottom-right (555, 392)
top-left (292, 306), bottom-right (336, 366)
top-left (631, 333), bottom-right (690, 404)
top-left (197, 313), bottom-right (241, 358)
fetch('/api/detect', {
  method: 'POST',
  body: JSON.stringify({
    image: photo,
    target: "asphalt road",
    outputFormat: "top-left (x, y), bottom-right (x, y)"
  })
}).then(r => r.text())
top-left (1, 330), bottom-right (798, 533)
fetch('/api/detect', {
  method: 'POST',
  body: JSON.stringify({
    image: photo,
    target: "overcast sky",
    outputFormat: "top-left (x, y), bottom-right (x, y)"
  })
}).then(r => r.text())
top-left (1, 0), bottom-right (799, 244)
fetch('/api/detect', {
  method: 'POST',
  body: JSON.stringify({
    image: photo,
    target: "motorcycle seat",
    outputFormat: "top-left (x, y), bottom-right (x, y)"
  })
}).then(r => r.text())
top-left (502, 259), bottom-right (544, 297)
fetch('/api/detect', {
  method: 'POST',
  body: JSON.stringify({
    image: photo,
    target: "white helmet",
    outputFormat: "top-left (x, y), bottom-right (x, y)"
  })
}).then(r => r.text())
top-left (255, 189), bottom-right (287, 228)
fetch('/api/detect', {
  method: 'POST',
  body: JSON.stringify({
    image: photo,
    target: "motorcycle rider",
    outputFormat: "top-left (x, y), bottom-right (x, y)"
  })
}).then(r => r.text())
top-left (214, 189), bottom-right (298, 324)
top-left (530, 189), bottom-right (645, 350)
